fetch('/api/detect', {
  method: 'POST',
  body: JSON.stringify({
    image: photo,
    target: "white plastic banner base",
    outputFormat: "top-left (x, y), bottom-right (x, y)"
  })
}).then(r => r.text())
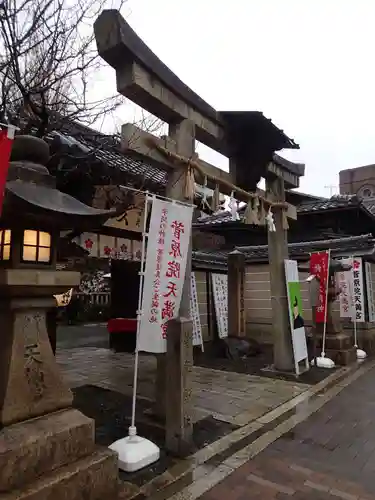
top-left (109, 431), bottom-right (160, 472)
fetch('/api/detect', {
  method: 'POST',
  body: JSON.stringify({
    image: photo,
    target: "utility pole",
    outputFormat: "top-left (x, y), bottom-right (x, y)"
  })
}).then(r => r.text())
top-left (324, 184), bottom-right (338, 197)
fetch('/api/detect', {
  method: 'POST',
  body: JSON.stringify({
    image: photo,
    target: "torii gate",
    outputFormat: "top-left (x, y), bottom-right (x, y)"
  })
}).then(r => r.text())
top-left (94, 10), bottom-right (304, 455)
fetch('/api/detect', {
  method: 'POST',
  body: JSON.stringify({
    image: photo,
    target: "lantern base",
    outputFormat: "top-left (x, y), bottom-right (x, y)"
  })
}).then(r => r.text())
top-left (0, 409), bottom-right (118, 499)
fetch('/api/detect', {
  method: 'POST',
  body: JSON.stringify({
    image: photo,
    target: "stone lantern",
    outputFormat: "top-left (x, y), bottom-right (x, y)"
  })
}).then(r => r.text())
top-left (0, 135), bottom-right (119, 499)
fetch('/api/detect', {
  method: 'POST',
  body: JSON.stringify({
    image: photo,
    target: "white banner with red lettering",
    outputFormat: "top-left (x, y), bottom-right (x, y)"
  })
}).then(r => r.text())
top-left (337, 263), bottom-right (354, 319)
top-left (137, 198), bottom-right (194, 353)
top-left (365, 262), bottom-right (375, 322)
top-left (339, 257), bottom-right (365, 323)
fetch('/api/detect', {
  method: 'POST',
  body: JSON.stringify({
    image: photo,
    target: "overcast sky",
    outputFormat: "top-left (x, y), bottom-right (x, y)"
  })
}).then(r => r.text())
top-left (95, 0), bottom-right (375, 197)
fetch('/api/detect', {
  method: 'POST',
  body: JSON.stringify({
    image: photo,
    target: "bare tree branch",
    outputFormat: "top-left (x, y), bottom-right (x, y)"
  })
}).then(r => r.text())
top-left (0, 0), bottom-right (127, 136)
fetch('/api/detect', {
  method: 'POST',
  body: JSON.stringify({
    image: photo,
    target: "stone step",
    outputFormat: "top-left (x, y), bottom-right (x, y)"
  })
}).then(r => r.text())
top-left (314, 333), bottom-right (354, 351)
top-left (325, 347), bottom-right (357, 366)
top-left (1, 448), bottom-right (118, 500)
top-left (0, 409), bottom-right (95, 493)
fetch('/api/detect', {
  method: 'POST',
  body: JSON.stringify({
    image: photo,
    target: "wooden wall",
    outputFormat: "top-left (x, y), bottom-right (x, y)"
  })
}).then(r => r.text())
top-left (243, 264), bottom-right (342, 343)
top-left (194, 262), bottom-right (375, 347)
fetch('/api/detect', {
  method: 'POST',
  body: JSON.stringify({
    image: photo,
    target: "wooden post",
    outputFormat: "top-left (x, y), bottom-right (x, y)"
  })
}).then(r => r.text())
top-left (228, 250), bottom-right (246, 337)
top-left (265, 175), bottom-right (294, 371)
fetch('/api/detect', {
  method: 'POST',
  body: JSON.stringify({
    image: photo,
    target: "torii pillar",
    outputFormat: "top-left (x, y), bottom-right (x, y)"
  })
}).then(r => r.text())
top-left (265, 174), bottom-right (293, 371)
top-left (164, 119), bottom-right (195, 453)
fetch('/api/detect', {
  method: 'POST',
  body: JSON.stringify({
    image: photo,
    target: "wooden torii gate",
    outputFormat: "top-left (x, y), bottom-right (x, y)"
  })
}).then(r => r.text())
top-left (94, 10), bottom-right (304, 455)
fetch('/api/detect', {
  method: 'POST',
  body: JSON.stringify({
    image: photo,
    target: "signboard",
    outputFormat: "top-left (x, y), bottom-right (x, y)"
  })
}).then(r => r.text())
top-left (211, 273), bottom-right (228, 338)
top-left (284, 259), bottom-right (309, 375)
top-left (137, 198), bottom-right (194, 353)
top-left (309, 251), bottom-right (330, 323)
top-left (190, 273), bottom-right (204, 349)
top-left (93, 186), bottom-right (145, 233)
top-left (365, 262), bottom-right (375, 322)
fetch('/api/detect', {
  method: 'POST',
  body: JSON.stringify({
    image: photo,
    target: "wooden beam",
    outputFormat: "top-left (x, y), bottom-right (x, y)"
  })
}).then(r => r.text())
top-left (122, 124), bottom-right (299, 220)
top-left (122, 123), bottom-right (234, 195)
top-left (267, 161), bottom-right (300, 189)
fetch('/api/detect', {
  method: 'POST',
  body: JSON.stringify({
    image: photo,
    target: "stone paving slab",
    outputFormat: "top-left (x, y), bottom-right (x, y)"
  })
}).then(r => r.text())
top-left (197, 361), bottom-right (375, 500)
top-left (200, 454), bottom-right (375, 500)
top-left (57, 347), bottom-right (308, 426)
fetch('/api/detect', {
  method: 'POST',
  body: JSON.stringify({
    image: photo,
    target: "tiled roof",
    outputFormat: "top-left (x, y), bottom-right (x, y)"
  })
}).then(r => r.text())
top-left (194, 194), bottom-right (375, 228)
top-left (192, 234), bottom-right (375, 267)
top-left (45, 118), bottom-right (307, 197)
top-left (47, 121), bottom-right (168, 190)
top-left (296, 194), bottom-right (361, 212)
top-left (363, 200), bottom-right (375, 216)
top-left (195, 210), bottom-right (239, 226)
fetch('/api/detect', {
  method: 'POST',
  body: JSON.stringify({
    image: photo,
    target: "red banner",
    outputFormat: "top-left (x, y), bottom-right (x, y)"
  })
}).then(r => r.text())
top-left (309, 251), bottom-right (330, 323)
top-left (0, 128), bottom-right (14, 216)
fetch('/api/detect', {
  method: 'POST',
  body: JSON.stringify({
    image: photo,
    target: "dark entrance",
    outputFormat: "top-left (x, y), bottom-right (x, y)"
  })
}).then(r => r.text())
top-left (108, 259), bottom-right (141, 352)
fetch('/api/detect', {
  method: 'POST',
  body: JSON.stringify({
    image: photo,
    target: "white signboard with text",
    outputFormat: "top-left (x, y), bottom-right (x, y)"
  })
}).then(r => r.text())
top-left (190, 272), bottom-right (204, 349)
top-left (137, 198), bottom-right (194, 353)
top-left (211, 273), bottom-right (228, 339)
top-left (365, 262), bottom-right (375, 322)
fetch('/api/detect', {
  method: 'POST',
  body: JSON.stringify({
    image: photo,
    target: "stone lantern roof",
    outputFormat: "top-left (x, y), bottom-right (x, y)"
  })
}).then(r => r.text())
top-left (2, 135), bottom-right (116, 230)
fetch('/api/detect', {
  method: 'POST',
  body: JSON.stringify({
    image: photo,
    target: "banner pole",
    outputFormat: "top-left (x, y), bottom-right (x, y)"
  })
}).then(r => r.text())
top-left (321, 249), bottom-right (331, 358)
top-left (108, 192), bottom-right (160, 473)
top-left (130, 192), bottom-right (151, 432)
top-left (351, 256), bottom-right (358, 348)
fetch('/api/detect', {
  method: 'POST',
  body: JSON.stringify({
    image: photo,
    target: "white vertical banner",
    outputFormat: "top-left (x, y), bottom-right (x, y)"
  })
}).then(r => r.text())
top-left (211, 273), bottom-right (228, 339)
top-left (337, 264), bottom-right (354, 318)
top-left (284, 260), bottom-right (309, 375)
top-left (137, 198), bottom-right (194, 353)
top-left (190, 272), bottom-right (204, 349)
top-left (352, 257), bottom-right (365, 323)
top-left (340, 257), bottom-right (365, 323)
top-left (365, 262), bottom-right (375, 322)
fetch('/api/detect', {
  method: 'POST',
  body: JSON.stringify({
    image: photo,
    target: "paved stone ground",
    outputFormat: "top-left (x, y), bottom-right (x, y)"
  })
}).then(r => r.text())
top-left (199, 362), bottom-right (375, 500)
top-left (57, 346), bottom-right (308, 426)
